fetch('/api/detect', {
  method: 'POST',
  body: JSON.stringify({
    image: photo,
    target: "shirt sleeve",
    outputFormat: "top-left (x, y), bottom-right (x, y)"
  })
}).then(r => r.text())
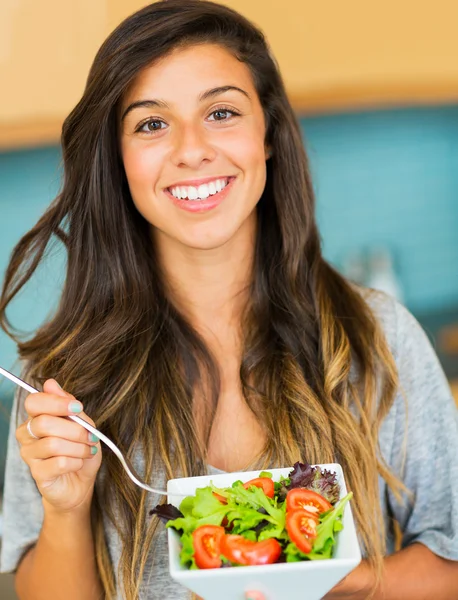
top-left (0, 381), bottom-right (44, 573)
top-left (387, 301), bottom-right (458, 560)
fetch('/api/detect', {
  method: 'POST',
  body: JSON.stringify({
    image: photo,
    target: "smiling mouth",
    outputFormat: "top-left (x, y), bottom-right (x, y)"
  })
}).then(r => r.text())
top-left (166, 177), bottom-right (233, 201)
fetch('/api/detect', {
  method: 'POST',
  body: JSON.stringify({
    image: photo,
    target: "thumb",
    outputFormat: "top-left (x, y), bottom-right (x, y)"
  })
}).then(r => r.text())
top-left (245, 593), bottom-right (265, 600)
top-left (42, 378), bottom-right (71, 398)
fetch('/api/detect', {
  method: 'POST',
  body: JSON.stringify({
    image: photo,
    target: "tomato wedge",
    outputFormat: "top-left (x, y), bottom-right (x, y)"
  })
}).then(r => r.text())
top-left (192, 525), bottom-right (225, 569)
top-left (242, 538), bottom-right (282, 565)
top-left (220, 535), bottom-right (253, 565)
top-left (213, 492), bottom-right (228, 504)
top-left (286, 488), bottom-right (332, 515)
top-left (286, 509), bottom-right (319, 554)
top-left (220, 535), bottom-right (282, 566)
top-left (243, 477), bottom-right (275, 498)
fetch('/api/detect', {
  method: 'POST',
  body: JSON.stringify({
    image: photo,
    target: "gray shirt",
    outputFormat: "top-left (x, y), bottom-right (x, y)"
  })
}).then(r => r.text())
top-left (1, 292), bottom-right (458, 598)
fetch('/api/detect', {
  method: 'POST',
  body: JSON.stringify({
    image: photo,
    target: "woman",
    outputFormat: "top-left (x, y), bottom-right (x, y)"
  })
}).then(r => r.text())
top-left (1, 1), bottom-right (457, 598)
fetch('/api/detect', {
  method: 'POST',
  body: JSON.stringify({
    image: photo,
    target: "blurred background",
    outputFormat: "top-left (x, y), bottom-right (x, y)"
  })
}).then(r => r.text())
top-left (1, 0), bottom-right (458, 595)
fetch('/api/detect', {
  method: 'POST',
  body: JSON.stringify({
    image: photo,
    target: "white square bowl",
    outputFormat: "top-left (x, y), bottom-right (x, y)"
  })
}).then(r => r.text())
top-left (167, 463), bottom-right (361, 600)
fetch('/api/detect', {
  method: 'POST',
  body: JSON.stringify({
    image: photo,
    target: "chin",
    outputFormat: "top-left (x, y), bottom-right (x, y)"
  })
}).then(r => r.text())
top-left (182, 233), bottom-right (236, 251)
top-left (177, 219), bottom-right (247, 251)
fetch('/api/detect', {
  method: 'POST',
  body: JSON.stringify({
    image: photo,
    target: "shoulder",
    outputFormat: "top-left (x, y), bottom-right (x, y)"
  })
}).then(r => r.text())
top-left (357, 288), bottom-right (455, 426)
top-left (355, 288), bottom-right (454, 411)
top-left (357, 287), bottom-right (432, 365)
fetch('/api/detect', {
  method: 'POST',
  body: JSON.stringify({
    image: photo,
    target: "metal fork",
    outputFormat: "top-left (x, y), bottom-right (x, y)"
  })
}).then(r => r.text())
top-left (0, 365), bottom-right (175, 497)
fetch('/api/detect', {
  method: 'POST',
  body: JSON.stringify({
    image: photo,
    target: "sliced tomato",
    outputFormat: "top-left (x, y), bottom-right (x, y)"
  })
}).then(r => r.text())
top-left (213, 491), bottom-right (228, 504)
top-left (286, 488), bottom-right (332, 515)
top-left (242, 538), bottom-right (282, 565)
top-left (243, 477), bottom-right (275, 498)
top-left (192, 525), bottom-right (225, 569)
top-left (220, 535), bottom-right (253, 565)
top-left (286, 509), bottom-right (319, 554)
top-left (220, 535), bottom-right (282, 566)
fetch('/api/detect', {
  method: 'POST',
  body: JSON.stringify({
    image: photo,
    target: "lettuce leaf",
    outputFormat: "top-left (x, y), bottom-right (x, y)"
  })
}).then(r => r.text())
top-left (226, 506), bottom-right (270, 534)
top-left (187, 487), bottom-right (228, 518)
top-left (179, 532), bottom-right (198, 569)
top-left (258, 471), bottom-right (273, 478)
top-left (166, 487), bottom-right (230, 534)
top-left (149, 503), bottom-right (183, 524)
top-left (258, 521), bottom-right (290, 542)
top-left (222, 482), bottom-right (286, 530)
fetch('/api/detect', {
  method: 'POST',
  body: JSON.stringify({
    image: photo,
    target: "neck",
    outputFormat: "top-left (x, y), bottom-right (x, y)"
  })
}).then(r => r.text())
top-left (155, 218), bottom-right (257, 336)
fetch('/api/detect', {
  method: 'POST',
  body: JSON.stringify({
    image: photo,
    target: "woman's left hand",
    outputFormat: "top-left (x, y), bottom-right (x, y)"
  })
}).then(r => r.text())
top-left (322, 562), bottom-right (372, 599)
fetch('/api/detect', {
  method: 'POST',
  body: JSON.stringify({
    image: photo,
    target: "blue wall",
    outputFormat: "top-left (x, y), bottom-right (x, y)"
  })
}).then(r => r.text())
top-left (1, 105), bottom-right (458, 378)
top-left (0, 147), bottom-right (65, 397)
top-left (302, 106), bottom-right (458, 311)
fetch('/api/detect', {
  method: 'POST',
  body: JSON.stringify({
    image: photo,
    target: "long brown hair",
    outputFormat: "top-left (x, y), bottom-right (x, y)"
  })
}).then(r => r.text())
top-left (1, 1), bottom-right (405, 597)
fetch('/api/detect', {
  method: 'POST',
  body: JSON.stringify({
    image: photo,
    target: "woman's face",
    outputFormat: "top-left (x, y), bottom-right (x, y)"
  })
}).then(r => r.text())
top-left (119, 43), bottom-right (268, 251)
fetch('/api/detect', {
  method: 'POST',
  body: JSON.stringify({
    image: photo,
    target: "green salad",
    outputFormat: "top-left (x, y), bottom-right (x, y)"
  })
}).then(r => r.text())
top-left (151, 462), bottom-right (352, 570)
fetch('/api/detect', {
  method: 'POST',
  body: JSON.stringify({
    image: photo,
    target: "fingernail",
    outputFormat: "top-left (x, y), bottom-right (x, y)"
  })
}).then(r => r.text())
top-left (68, 401), bottom-right (83, 413)
top-left (91, 446), bottom-right (98, 455)
top-left (89, 433), bottom-right (99, 443)
top-left (55, 380), bottom-right (62, 389)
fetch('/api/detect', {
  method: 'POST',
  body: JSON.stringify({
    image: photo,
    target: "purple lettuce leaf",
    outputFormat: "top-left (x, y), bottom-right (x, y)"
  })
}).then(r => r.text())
top-left (282, 462), bottom-right (340, 505)
top-left (149, 503), bottom-right (184, 524)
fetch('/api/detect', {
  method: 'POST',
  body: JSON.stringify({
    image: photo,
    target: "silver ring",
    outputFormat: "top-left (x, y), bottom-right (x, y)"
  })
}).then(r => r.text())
top-left (27, 417), bottom-right (39, 440)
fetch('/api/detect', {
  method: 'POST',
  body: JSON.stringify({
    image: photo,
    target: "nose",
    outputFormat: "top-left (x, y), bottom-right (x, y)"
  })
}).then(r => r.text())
top-left (169, 123), bottom-right (216, 169)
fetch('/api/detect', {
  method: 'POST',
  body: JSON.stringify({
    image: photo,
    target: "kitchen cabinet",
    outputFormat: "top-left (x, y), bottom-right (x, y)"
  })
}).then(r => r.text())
top-left (2, 0), bottom-right (458, 150)
top-left (0, 0), bottom-right (107, 150)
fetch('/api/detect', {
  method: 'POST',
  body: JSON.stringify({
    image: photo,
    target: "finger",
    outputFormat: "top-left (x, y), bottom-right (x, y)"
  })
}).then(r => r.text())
top-left (16, 413), bottom-right (99, 447)
top-left (20, 437), bottom-right (99, 462)
top-left (245, 593), bottom-right (265, 600)
top-left (24, 379), bottom-right (83, 418)
top-left (30, 456), bottom-right (85, 484)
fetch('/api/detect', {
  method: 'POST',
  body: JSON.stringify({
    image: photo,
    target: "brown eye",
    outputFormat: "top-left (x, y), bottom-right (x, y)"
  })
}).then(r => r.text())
top-left (208, 108), bottom-right (240, 122)
top-left (136, 119), bottom-right (167, 133)
top-left (213, 109), bottom-right (230, 120)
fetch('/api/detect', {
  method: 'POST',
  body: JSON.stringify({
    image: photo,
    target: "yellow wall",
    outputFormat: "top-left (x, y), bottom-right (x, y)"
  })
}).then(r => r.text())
top-left (2, 0), bottom-right (458, 149)
top-left (0, 0), bottom-right (107, 122)
top-left (110, 0), bottom-right (458, 111)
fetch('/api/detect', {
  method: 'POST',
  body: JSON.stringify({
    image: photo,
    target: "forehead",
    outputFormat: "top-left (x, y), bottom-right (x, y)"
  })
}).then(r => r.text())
top-left (122, 43), bottom-right (257, 105)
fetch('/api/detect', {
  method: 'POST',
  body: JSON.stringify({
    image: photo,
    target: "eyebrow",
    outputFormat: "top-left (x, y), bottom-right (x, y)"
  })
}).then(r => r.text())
top-left (120, 85), bottom-right (250, 122)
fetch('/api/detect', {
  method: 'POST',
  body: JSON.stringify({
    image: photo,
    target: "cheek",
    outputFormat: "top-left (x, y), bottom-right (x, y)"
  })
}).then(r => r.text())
top-left (223, 129), bottom-right (266, 168)
top-left (122, 145), bottom-right (162, 195)
top-left (222, 138), bottom-right (267, 206)
top-left (121, 147), bottom-right (165, 225)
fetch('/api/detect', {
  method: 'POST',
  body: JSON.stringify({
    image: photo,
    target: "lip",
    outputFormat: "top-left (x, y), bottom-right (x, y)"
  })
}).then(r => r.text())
top-left (164, 176), bottom-right (236, 214)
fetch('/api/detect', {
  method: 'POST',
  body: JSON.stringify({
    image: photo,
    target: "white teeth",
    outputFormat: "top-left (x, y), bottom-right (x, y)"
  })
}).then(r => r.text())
top-left (168, 177), bottom-right (230, 200)
top-left (198, 184), bottom-right (210, 199)
top-left (188, 186), bottom-right (198, 200)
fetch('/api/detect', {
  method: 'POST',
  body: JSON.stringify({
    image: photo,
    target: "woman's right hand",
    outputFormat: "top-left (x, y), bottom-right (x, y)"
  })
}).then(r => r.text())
top-left (16, 378), bottom-right (102, 514)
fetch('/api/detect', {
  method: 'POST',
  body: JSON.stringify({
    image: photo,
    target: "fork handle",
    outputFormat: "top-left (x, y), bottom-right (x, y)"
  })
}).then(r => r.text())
top-left (0, 366), bottom-right (172, 496)
top-left (69, 414), bottom-right (170, 496)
